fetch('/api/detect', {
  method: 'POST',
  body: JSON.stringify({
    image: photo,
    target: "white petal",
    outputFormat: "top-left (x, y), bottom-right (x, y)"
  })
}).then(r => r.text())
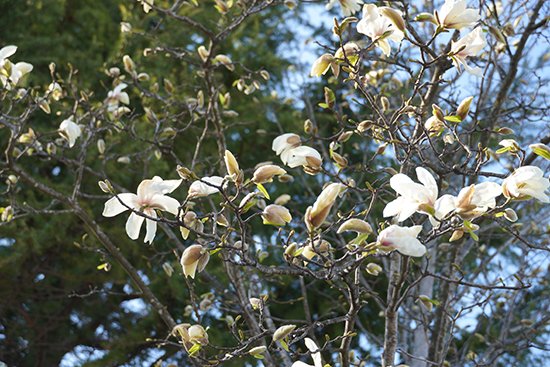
top-left (125, 212), bottom-right (145, 240)
top-left (144, 210), bottom-right (157, 244)
top-left (102, 193), bottom-right (138, 217)
top-left (304, 338), bottom-right (322, 367)
top-left (416, 167), bottom-right (438, 201)
top-left (151, 194), bottom-right (180, 215)
top-left (0, 45), bottom-right (17, 60)
top-left (272, 133), bottom-right (301, 155)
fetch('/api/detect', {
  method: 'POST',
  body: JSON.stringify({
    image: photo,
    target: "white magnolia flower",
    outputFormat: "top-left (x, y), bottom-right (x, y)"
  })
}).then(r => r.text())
top-left (357, 4), bottom-right (404, 56)
top-left (137, 0), bottom-right (154, 13)
top-left (281, 146), bottom-right (322, 169)
top-left (272, 133), bottom-right (301, 155)
top-left (436, 0), bottom-right (480, 30)
top-left (431, 182), bottom-right (502, 225)
top-left (102, 176), bottom-right (181, 243)
top-left (0, 45), bottom-right (33, 89)
top-left (58, 118), bottom-right (82, 148)
top-left (377, 225), bottom-right (426, 257)
top-left (106, 83), bottom-right (130, 112)
top-left (272, 133), bottom-right (322, 170)
top-left (291, 337), bottom-right (323, 367)
top-left (188, 176), bottom-right (224, 198)
top-left (502, 166), bottom-right (549, 203)
top-left (326, 0), bottom-right (363, 17)
top-left (47, 82), bottom-right (63, 101)
top-left (383, 167), bottom-right (438, 222)
top-left (450, 27), bottom-right (486, 75)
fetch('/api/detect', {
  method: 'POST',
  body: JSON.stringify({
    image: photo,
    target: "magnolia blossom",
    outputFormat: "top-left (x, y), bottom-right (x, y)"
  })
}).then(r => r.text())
top-left (383, 167), bottom-right (438, 222)
top-left (337, 218), bottom-right (373, 234)
top-left (172, 323), bottom-right (208, 350)
top-left (357, 4), bottom-right (404, 56)
top-left (180, 244), bottom-right (210, 279)
top-left (262, 204), bottom-right (292, 226)
top-left (188, 176), bottom-right (224, 198)
top-left (106, 83), bottom-right (130, 112)
top-left (450, 27), bottom-right (486, 75)
top-left (291, 338), bottom-right (323, 367)
top-left (436, 0), bottom-right (480, 30)
top-left (377, 225), bottom-right (426, 257)
top-left (310, 54), bottom-right (333, 77)
top-left (431, 182), bottom-right (502, 225)
top-left (502, 166), bottom-right (549, 203)
top-left (0, 45), bottom-right (33, 89)
top-left (58, 118), bottom-right (82, 148)
top-left (102, 177), bottom-right (181, 243)
top-left (252, 164), bottom-right (287, 184)
top-left (137, 0), bottom-right (153, 13)
top-left (272, 133), bottom-right (322, 171)
top-left (326, 0), bottom-right (363, 17)
top-left (47, 82), bottom-right (63, 101)
top-left (305, 183), bottom-right (346, 230)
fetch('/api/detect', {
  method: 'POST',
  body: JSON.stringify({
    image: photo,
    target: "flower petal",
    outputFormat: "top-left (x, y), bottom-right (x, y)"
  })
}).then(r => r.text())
top-left (102, 193), bottom-right (138, 217)
top-left (125, 212), bottom-right (145, 240)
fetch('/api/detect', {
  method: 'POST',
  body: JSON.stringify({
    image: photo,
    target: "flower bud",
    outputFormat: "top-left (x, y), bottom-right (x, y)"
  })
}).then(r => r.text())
top-left (122, 55), bottom-right (135, 74)
top-left (310, 54), bottom-right (333, 77)
top-left (273, 325), bottom-right (296, 342)
top-left (456, 96), bottom-right (473, 121)
top-left (366, 263), bottom-right (383, 276)
top-left (197, 46), bottom-right (210, 63)
top-left (337, 218), bottom-right (373, 234)
top-left (252, 165), bottom-right (287, 184)
top-left (97, 139), bottom-right (106, 154)
top-left (249, 346), bottom-right (267, 356)
top-left (274, 194), bottom-right (291, 206)
top-left (262, 204), bottom-right (292, 226)
top-left (224, 150), bottom-right (240, 178)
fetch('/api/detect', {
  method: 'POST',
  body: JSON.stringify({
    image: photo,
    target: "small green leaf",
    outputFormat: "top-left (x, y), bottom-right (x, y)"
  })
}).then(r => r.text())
top-left (444, 115), bottom-right (462, 123)
top-left (256, 183), bottom-right (270, 200)
top-left (188, 343), bottom-right (201, 357)
top-left (279, 339), bottom-right (289, 352)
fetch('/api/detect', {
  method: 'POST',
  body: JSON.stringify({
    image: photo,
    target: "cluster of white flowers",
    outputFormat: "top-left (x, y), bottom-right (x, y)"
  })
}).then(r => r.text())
top-left (0, 45), bottom-right (33, 89)
top-left (314, 0), bottom-right (485, 75)
top-left (379, 165), bottom-right (548, 255)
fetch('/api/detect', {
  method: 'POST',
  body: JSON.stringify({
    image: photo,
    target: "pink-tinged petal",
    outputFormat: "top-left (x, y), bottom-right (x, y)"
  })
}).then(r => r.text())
top-left (272, 133), bottom-right (301, 155)
top-left (125, 212), bottom-right (145, 240)
top-left (102, 193), bottom-right (138, 217)
top-left (151, 195), bottom-right (180, 215)
top-left (284, 146), bottom-right (321, 168)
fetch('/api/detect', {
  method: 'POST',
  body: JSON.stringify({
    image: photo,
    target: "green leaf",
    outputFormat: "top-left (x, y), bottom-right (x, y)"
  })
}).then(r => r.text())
top-left (444, 115), bottom-right (462, 123)
top-left (530, 144), bottom-right (550, 161)
top-left (318, 102), bottom-right (329, 109)
top-left (256, 183), bottom-right (270, 200)
top-left (279, 339), bottom-right (289, 352)
top-left (188, 343), bottom-right (202, 357)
